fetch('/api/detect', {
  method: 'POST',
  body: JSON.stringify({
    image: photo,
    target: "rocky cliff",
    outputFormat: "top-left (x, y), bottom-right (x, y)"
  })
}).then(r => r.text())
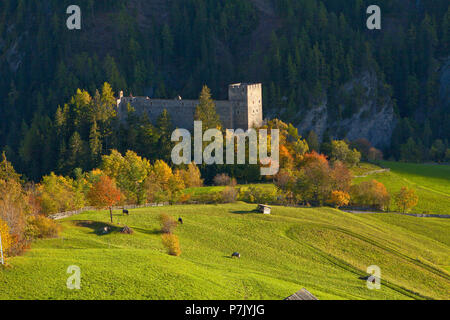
top-left (295, 72), bottom-right (397, 148)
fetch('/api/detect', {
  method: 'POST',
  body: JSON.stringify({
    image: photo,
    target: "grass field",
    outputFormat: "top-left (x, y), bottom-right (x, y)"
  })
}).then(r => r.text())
top-left (354, 162), bottom-right (450, 214)
top-left (1, 203), bottom-right (449, 300)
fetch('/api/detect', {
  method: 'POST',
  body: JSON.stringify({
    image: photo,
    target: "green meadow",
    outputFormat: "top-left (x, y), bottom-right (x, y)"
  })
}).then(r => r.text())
top-left (1, 162), bottom-right (449, 300)
top-left (354, 162), bottom-right (450, 214)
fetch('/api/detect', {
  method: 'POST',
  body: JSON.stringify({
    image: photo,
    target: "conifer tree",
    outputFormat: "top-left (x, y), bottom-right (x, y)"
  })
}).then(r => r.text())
top-left (194, 85), bottom-right (222, 131)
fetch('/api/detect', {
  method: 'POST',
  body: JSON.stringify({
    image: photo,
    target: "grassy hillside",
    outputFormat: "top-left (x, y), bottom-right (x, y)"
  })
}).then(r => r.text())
top-left (354, 162), bottom-right (450, 214)
top-left (1, 203), bottom-right (449, 300)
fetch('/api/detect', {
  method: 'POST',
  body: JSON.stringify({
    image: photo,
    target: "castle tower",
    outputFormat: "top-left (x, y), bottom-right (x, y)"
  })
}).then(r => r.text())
top-left (228, 83), bottom-right (263, 129)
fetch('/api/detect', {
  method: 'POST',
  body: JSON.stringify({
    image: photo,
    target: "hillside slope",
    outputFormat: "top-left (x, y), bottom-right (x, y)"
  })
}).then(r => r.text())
top-left (1, 204), bottom-right (449, 300)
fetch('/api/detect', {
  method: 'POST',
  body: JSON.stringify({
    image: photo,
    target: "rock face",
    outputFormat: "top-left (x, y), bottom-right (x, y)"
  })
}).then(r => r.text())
top-left (296, 72), bottom-right (397, 148)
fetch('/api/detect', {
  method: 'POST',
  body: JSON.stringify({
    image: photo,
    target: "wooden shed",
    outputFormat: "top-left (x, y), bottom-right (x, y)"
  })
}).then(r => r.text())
top-left (257, 204), bottom-right (271, 214)
top-left (284, 288), bottom-right (318, 300)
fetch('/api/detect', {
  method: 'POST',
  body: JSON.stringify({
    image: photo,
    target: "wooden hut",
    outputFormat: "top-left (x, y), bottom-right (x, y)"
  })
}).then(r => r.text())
top-left (284, 288), bottom-right (318, 300)
top-left (257, 204), bottom-right (271, 214)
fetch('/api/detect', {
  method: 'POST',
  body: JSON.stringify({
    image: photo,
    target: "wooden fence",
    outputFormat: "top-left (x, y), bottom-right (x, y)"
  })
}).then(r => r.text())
top-left (49, 202), bottom-right (170, 220)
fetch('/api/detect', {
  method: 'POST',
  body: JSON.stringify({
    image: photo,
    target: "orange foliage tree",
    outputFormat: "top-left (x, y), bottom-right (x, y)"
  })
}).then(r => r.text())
top-left (88, 175), bottom-right (122, 223)
top-left (394, 187), bottom-right (419, 213)
top-left (328, 191), bottom-right (351, 209)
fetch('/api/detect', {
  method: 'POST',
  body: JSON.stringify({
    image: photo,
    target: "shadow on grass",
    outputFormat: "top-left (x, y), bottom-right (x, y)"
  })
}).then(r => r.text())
top-left (73, 220), bottom-right (122, 236)
top-left (230, 210), bottom-right (258, 215)
top-left (132, 227), bottom-right (163, 236)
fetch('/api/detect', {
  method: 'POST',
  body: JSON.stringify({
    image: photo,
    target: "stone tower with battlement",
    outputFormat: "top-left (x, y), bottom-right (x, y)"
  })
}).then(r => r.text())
top-left (116, 83), bottom-right (263, 130)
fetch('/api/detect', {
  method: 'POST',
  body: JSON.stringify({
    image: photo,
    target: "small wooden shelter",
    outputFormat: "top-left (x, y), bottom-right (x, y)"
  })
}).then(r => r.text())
top-left (284, 288), bottom-right (318, 300)
top-left (257, 204), bottom-right (271, 214)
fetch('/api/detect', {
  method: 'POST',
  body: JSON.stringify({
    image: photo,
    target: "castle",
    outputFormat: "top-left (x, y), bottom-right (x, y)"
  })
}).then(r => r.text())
top-left (117, 83), bottom-right (263, 130)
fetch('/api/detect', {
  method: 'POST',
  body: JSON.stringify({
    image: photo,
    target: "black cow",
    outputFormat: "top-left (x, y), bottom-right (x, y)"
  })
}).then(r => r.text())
top-left (123, 209), bottom-right (129, 215)
top-left (178, 217), bottom-right (183, 224)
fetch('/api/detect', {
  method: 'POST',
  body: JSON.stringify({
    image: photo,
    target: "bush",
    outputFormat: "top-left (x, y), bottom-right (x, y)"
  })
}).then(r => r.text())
top-left (213, 173), bottom-right (236, 186)
top-left (162, 233), bottom-right (181, 256)
top-left (221, 186), bottom-right (238, 203)
top-left (26, 215), bottom-right (61, 239)
top-left (159, 213), bottom-right (178, 234)
top-left (239, 186), bottom-right (277, 204)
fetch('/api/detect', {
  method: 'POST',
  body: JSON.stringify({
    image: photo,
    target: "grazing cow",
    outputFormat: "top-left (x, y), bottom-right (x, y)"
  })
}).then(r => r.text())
top-left (123, 209), bottom-right (129, 215)
top-left (178, 217), bottom-right (183, 224)
top-left (231, 252), bottom-right (241, 258)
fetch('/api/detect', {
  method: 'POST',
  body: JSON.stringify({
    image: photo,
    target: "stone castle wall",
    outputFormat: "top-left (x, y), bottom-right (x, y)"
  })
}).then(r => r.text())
top-left (117, 83), bottom-right (263, 130)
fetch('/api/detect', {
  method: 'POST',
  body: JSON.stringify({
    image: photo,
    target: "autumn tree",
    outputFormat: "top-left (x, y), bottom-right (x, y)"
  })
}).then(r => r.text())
top-left (38, 173), bottom-right (86, 214)
top-left (328, 191), bottom-right (350, 209)
top-left (394, 187), bottom-right (419, 213)
top-left (331, 140), bottom-right (361, 167)
top-left (0, 154), bottom-right (28, 255)
top-left (101, 150), bottom-right (151, 204)
top-left (175, 163), bottom-right (203, 188)
top-left (88, 175), bottom-right (122, 223)
top-left (145, 160), bottom-right (185, 203)
top-left (0, 218), bottom-right (12, 260)
top-left (351, 180), bottom-right (390, 210)
top-left (296, 152), bottom-right (332, 205)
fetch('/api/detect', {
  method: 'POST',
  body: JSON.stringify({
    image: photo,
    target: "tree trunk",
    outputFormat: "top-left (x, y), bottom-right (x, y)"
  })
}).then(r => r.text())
top-left (110, 207), bottom-right (113, 223)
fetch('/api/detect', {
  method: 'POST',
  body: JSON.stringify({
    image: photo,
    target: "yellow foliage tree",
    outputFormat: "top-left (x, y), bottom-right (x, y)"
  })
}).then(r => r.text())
top-left (328, 191), bottom-right (350, 209)
top-left (175, 163), bottom-right (203, 188)
top-left (0, 218), bottom-right (12, 259)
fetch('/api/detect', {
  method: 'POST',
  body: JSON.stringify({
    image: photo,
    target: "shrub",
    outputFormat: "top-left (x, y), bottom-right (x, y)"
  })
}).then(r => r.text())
top-left (27, 215), bottom-right (61, 239)
top-left (213, 173), bottom-right (236, 186)
top-left (221, 186), bottom-right (238, 203)
top-left (162, 233), bottom-right (181, 256)
top-left (191, 192), bottom-right (223, 204)
top-left (159, 214), bottom-right (178, 234)
top-left (239, 186), bottom-right (277, 204)
top-left (328, 191), bottom-right (350, 208)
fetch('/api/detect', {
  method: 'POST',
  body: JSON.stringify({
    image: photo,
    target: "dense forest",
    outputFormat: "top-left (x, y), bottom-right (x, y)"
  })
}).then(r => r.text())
top-left (0, 0), bottom-right (449, 181)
